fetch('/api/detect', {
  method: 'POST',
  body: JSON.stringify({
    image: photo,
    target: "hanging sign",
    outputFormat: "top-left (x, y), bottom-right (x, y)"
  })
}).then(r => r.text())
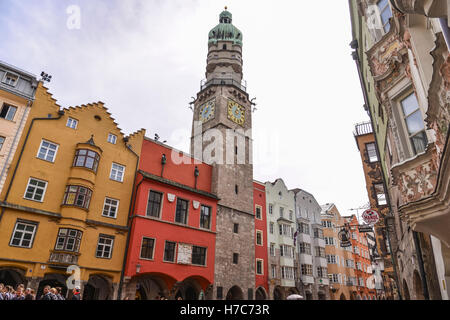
top-left (358, 225), bottom-right (374, 233)
top-left (362, 209), bottom-right (380, 225)
top-left (338, 228), bottom-right (352, 247)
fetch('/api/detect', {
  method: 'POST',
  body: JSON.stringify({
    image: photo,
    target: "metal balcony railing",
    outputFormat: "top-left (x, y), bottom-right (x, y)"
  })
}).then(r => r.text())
top-left (200, 78), bottom-right (247, 92)
top-left (354, 121), bottom-right (373, 137)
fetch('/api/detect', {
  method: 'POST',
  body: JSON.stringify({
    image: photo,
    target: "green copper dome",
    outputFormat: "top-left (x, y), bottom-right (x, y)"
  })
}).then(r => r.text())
top-left (208, 8), bottom-right (243, 46)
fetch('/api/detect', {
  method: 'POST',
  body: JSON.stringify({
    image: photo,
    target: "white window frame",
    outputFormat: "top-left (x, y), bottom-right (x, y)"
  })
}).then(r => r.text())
top-left (256, 259), bottom-right (264, 275)
top-left (107, 133), bottom-right (117, 145)
top-left (102, 197), bottom-right (120, 219)
top-left (36, 139), bottom-right (59, 163)
top-left (2, 72), bottom-right (19, 87)
top-left (23, 177), bottom-right (48, 202)
top-left (66, 117), bottom-right (78, 129)
top-left (256, 230), bottom-right (263, 246)
top-left (110, 163), bottom-right (125, 182)
top-left (255, 205), bottom-right (262, 220)
top-left (9, 220), bottom-right (38, 248)
top-left (96, 234), bottom-right (114, 259)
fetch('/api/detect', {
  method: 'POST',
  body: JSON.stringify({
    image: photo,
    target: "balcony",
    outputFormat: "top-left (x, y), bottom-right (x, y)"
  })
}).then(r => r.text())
top-left (200, 78), bottom-right (247, 92)
top-left (354, 121), bottom-right (373, 137)
top-left (48, 251), bottom-right (80, 265)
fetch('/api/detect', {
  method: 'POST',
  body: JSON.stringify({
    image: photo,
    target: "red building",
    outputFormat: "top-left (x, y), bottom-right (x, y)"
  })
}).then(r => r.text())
top-left (253, 181), bottom-right (269, 300)
top-left (346, 215), bottom-right (377, 300)
top-left (121, 137), bottom-right (218, 300)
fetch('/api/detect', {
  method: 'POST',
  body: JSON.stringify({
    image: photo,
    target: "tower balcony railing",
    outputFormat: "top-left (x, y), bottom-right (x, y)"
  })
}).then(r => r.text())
top-left (200, 78), bottom-right (247, 92)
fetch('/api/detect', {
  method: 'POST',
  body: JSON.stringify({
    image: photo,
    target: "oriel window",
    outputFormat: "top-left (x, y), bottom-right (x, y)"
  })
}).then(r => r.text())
top-left (73, 149), bottom-right (100, 172)
top-left (63, 185), bottom-right (92, 209)
top-left (400, 93), bottom-right (427, 155)
top-left (54, 228), bottom-right (82, 252)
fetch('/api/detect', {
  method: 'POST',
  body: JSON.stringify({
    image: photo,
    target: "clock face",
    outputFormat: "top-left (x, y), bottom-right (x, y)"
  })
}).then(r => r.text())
top-left (227, 100), bottom-right (245, 126)
top-left (199, 99), bottom-right (215, 123)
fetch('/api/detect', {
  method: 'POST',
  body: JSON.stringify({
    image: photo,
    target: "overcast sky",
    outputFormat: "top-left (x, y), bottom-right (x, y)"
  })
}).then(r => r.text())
top-left (0, 0), bottom-right (371, 217)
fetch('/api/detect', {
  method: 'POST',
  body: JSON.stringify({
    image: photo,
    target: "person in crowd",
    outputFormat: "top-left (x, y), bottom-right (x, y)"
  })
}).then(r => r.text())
top-left (24, 288), bottom-right (34, 300)
top-left (71, 286), bottom-right (81, 300)
top-left (55, 287), bottom-right (65, 300)
top-left (13, 287), bottom-right (25, 300)
top-left (40, 285), bottom-right (53, 300)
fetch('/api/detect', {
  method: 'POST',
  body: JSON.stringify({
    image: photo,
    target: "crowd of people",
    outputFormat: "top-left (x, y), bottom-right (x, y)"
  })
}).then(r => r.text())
top-left (0, 283), bottom-right (81, 300)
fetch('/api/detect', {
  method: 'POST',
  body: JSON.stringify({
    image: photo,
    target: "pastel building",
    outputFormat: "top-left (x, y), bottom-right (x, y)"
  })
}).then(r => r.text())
top-left (265, 179), bottom-right (300, 300)
top-left (292, 189), bottom-right (329, 300)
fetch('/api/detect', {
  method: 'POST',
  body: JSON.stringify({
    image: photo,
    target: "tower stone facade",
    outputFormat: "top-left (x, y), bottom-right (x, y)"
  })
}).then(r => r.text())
top-left (190, 9), bottom-right (255, 300)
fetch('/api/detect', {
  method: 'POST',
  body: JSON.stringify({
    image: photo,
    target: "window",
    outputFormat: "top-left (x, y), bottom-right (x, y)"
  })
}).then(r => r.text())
top-left (0, 104), bottom-right (17, 121)
top-left (289, 210), bottom-right (293, 221)
top-left (359, 277), bottom-right (365, 287)
top-left (200, 205), bottom-right (211, 229)
top-left (269, 222), bottom-right (274, 234)
top-left (255, 206), bottom-right (262, 220)
top-left (66, 117), bottom-right (78, 129)
top-left (233, 253), bottom-right (239, 264)
top-left (233, 223), bottom-right (239, 233)
top-left (73, 149), bottom-right (100, 172)
top-left (299, 222), bottom-right (309, 234)
top-left (326, 254), bottom-right (337, 264)
top-left (110, 163), bottom-right (125, 182)
top-left (314, 228), bottom-right (323, 239)
top-left (147, 190), bottom-right (163, 218)
top-left (140, 237), bottom-right (155, 260)
top-left (24, 178), bottom-right (47, 202)
top-left (0, 136), bottom-right (5, 150)
top-left (366, 143), bottom-right (378, 162)
top-left (315, 247), bottom-right (325, 258)
top-left (374, 183), bottom-right (387, 206)
top-left (401, 93), bottom-right (427, 155)
top-left (163, 241), bottom-right (176, 262)
top-left (107, 133), bottom-right (117, 144)
top-left (280, 224), bottom-right (293, 237)
top-left (280, 245), bottom-right (293, 258)
top-left (357, 262), bottom-right (362, 271)
top-left (317, 267), bottom-right (327, 278)
top-left (270, 243), bottom-right (275, 256)
top-left (281, 267), bottom-right (295, 280)
top-left (3, 72), bottom-right (18, 86)
top-left (54, 228), bottom-right (82, 252)
top-left (279, 207), bottom-right (284, 218)
top-left (325, 237), bottom-right (335, 246)
top-left (256, 230), bottom-right (263, 246)
top-left (354, 246), bottom-right (360, 255)
top-left (37, 140), bottom-right (59, 162)
top-left (9, 220), bottom-right (37, 248)
top-left (175, 198), bottom-right (189, 224)
top-left (192, 246), bottom-right (207, 265)
top-left (62, 185), bottom-right (92, 209)
top-left (271, 265), bottom-right (277, 278)
top-left (269, 204), bottom-right (273, 214)
top-left (102, 198), bottom-right (119, 218)
top-left (96, 235), bottom-right (114, 259)
top-left (346, 259), bottom-right (355, 268)
top-left (378, 0), bottom-right (392, 33)
top-left (301, 264), bottom-right (313, 276)
top-left (299, 242), bottom-right (311, 255)
top-left (256, 259), bottom-right (263, 275)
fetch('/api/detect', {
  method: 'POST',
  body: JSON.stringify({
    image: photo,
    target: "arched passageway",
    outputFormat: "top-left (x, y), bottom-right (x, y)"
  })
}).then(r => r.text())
top-left (37, 273), bottom-right (68, 299)
top-left (255, 287), bottom-right (267, 300)
top-left (340, 293), bottom-right (347, 300)
top-left (83, 274), bottom-right (113, 300)
top-left (226, 286), bottom-right (244, 300)
top-left (0, 268), bottom-right (26, 289)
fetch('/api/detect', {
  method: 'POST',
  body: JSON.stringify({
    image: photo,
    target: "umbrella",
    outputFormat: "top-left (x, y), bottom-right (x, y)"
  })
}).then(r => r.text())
top-left (286, 294), bottom-right (303, 300)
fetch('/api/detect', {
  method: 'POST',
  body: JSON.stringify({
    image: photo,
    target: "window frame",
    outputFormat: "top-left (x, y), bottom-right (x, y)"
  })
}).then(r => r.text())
top-left (107, 133), bottom-right (117, 145)
top-left (256, 259), bottom-right (264, 275)
top-left (256, 230), bottom-right (263, 246)
top-left (62, 185), bottom-right (93, 210)
top-left (110, 162), bottom-right (125, 182)
top-left (102, 197), bottom-right (120, 219)
top-left (95, 234), bottom-right (115, 259)
top-left (66, 117), bottom-right (78, 129)
top-left (377, 0), bottom-right (393, 33)
top-left (0, 103), bottom-right (17, 121)
top-left (192, 246), bottom-right (207, 266)
top-left (36, 139), bottom-right (59, 163)
top-left (146, 190), bottom-right (163, 218)
top-left (174, 198), bottom-right (189, 225)
top-left (255, 205), bottom-right (262, 220)
top-left (54, 228), bottom-right (83, 252)
top-left (200, 204), bottom-right (212, 230)
top-left (73, 149), bottom-right (101, 173)
top-left (2, 72), bottom-right (19, 87)
top-left (23, 177), bottom-right (48, 202)
top-left (400, 92), bottom-right (428, 156)
top-left (140, 237), bottom-right (156, 261)
top-left (365, 142), bottom-right (379, 163)
top-left (0, 136), bottom-right (5, 151)
top-left (163, 241), bottom-right (177, 263)
top-left (9, 220), bottom-right (38, 249)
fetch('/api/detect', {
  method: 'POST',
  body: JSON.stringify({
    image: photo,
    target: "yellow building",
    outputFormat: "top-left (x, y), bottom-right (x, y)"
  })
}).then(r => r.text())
top-left (0, 82), bottom-right (144, 299)
top-left (321, 203), bottom-right (357, 300)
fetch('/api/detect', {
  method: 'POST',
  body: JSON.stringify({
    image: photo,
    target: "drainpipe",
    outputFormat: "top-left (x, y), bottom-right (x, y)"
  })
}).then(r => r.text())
top-left (116, 145), bottom-right (142, 300)
top-left (351, 44), bottom-right (403, 300)
top-left (0, 109), bottom-right (65, 223)
top-left (412, 231), bottom-right (430, 299)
